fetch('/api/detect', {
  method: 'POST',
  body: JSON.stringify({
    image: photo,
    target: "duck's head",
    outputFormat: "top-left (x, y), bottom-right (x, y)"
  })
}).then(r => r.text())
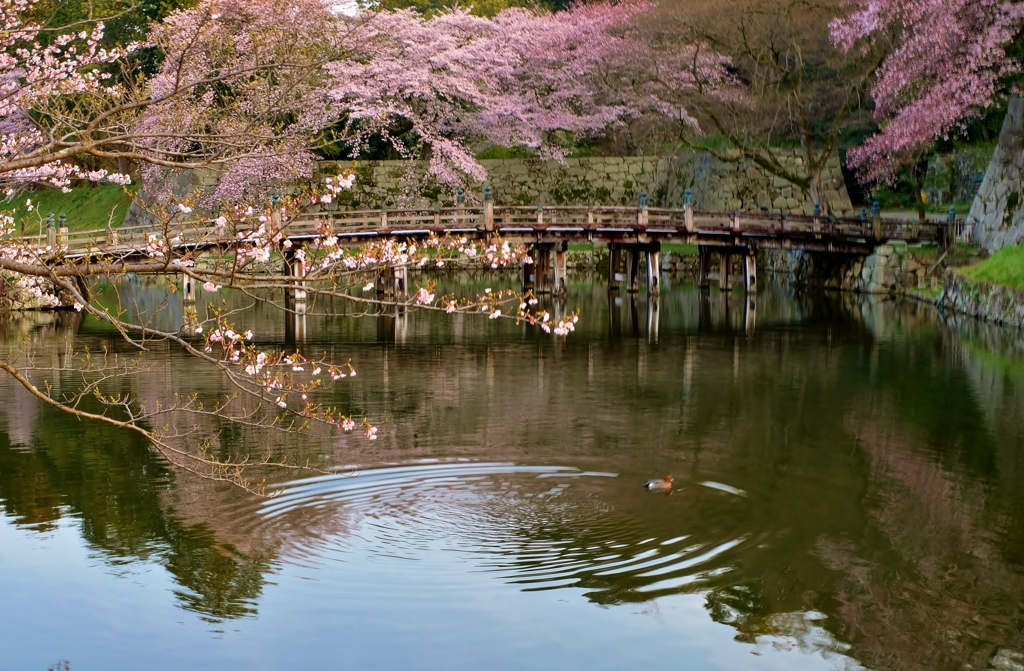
top-left (664, 474), bottom-right (674, 483)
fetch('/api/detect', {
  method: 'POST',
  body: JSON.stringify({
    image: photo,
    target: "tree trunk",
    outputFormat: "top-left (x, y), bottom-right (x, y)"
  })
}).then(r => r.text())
top-left (911, 156), bottom-right (928, 223)
top-left (808, 168), bottom-right (828, 216)
top-left (800, 134), bottom-right (829, 216)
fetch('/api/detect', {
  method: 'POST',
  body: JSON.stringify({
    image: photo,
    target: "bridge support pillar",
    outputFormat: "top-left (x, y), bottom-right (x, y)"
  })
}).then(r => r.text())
top-left (284, 250), bottom-right (308, 305)
top-left (284, 250), bottom-right (307, 342)
top-left (744, 294), bottom-right (756, 333)
top-left (285, 309), bottom-right (307, 343)
top-left (646, 247), bottom-right (661, 296)
top-left (533, 244), bottom-right (554, 294)
top-left (743, 253), bottom-right (757, 294)
top-left (375, 264), bottom-right (407, 299)
top-left (181, 274), bottom-right (196, 305)
top-left (395, 265), bottom-right (408, 298)
top-left (625, 248), bottom-right (640, 293)
top-left (719, 252), bottom-right (732, 292)
top-left (698, 246), bottom-right (712, 290)
top-left (522, 256), bottom-right (535, 293)
top-left (608, 245), bottom-right (623, 292)
top-left (553, 241), bottom-right (568, 297)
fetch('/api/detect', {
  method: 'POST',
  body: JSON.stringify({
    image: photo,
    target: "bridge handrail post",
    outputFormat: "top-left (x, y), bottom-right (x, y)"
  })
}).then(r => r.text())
top-left (587, 205), bottom-right (594, 225)
top-left (271, 194), bottom-right (281, 228)
top-left (730, 210), bottom-right (740, 234)
top-left (536, 204), bottom-right (544, 225)
top-left (638, 192), bottom-right (649, 226)
top-left (684, 189), bottom-right (695, 232)
top-left (433, 205), bottom-right (441, 227)
top-left (871, 200), bottom-right (882, 242)
top-left (57, 213), bottom-right (67, 248)
top-left (381, 208), bottom-right (388, 228)
top-left (46, 212), bottom-right (56, 247)
top-left (483, 186), bottom-right (494, 232)
top-left (813, 202), bottom-right (821, 233)
top-left (947, 204), bottom-right (957, 246)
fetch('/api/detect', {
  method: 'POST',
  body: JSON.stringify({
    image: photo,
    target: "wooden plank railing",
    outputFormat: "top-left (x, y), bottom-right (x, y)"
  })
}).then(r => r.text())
top-left (1, 204), bottom-right (971, 260)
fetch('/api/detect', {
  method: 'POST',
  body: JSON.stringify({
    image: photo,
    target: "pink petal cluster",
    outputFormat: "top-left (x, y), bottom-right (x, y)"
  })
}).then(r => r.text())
top-left (832, 0), bottom-right (1024, 180)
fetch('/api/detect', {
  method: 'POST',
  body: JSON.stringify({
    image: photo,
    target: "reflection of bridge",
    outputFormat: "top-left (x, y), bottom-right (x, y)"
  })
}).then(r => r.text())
top-left (28, 198), bottom-right (967, 308)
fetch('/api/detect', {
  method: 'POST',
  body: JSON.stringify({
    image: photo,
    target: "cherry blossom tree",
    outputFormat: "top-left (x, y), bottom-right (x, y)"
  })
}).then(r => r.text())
top-left (1, 0), bottom-right (626, 493)
top-left (831, 0), bottom-right (1024, 182)
top-left (617, 0), bottom-right (882, 215)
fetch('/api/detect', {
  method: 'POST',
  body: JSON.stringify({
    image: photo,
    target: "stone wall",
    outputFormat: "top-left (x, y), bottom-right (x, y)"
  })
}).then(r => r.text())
top-left (939, 271), bottom-right (1024, 329)
top-left (123, 151), bottom-right (854, 226)
top-left (762, 244), bottom-right (936, 294)
top-left (0, 272), bottom-right (64, 310)
top-left (324, 151), bottom-right (853, 215)
top-left (969, 97), bottom-right (1024, 251)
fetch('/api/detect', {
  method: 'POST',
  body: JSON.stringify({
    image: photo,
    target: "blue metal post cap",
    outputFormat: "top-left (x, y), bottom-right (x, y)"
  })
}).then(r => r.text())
top-left (271, 193), bottom-right (280, 204)
top-left (813, 202), bottom-right (821, 217)
top-left (46, 212), bottom-right (54, 228)
top-left (684, 188), bottom-right (693, 205)
top-left (59, 213), bottom-right (66, 226)
top-left (639, 192), bottom-right (648, 208)
top-left (456, 188), bottom-right (464, 205)
top-left (483, 185), bottom-right (493, 202)
top-left (860, 207), bottom-right (867, 221)
top-left (948, 205), bottom-right (956, 222)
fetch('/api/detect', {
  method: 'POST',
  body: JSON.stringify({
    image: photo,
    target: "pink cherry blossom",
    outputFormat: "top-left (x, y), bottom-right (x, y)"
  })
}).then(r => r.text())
top-left (832, 0), bottom-right (1024, 180)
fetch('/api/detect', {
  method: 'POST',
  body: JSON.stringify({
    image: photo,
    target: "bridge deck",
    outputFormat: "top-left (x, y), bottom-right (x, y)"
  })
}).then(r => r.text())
top-left (14, 205), bottom-right (970, 261)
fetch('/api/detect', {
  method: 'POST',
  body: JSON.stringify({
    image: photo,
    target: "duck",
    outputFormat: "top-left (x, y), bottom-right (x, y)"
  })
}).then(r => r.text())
top-left (644, 474), bottom-right (674, 491)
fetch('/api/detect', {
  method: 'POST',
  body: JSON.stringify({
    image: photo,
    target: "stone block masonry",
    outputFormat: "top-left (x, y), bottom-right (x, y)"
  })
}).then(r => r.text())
top-left (762, 244), bottom-right (938, 294)
top-left (124, 151), bottom-right (854, 226)
top-left (940, 271), bottom-right (1024, 330)
top-left (317, 151), bottom-right (853, 215)
top-left (969, 97), bottom-right (1024, 251)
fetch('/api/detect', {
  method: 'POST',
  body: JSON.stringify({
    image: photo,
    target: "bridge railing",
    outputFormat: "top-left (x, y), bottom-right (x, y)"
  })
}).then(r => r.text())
top-left (4, 198), bottom-right (974, 259)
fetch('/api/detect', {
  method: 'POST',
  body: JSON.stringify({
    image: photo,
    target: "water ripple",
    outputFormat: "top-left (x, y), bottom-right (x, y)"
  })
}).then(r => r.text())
top-left (255, 461), bottom-right (753, 604)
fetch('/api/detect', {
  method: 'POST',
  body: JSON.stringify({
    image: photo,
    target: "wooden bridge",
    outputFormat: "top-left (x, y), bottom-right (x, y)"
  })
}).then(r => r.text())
top-left (22, 198), bottom-right (970, 301)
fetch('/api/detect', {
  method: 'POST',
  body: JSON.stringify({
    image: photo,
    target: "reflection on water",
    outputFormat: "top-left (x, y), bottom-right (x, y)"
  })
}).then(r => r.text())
top-left (1, 274), bottom-right (1024, 670)
top-left (258, 462), bottom-right (751, 603)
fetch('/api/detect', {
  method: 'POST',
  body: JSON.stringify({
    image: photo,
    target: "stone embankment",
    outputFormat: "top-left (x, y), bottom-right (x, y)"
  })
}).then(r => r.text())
top-left (939, 273), bottom-right (1024, 330)
top-left (761, 245), bottom-right (944, 295)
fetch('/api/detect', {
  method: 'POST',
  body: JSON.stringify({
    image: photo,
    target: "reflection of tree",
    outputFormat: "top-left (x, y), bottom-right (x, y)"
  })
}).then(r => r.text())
top-left (0, 399), bottom-right (268, 622)
top-left (3, 278), bottom-right (1024, 664)
top-left (812, 411), bottom-right (1024, 670)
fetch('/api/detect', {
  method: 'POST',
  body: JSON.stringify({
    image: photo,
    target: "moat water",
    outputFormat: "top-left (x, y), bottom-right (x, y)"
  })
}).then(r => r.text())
top-left (1, 275), bottom-right (1023, 671)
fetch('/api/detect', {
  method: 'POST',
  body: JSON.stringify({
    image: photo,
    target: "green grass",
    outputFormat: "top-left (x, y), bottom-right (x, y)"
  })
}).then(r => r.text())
top-left (476, 145), bottom-right (538, 160)
top-left (959, 244), bottom-right (1024, 291)
top-left (3, 184), bottom-right (137, 235)
top-left (664, 243), bottom-right (698, 255)
top-left (908, 243), bottom-right (941, 258)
